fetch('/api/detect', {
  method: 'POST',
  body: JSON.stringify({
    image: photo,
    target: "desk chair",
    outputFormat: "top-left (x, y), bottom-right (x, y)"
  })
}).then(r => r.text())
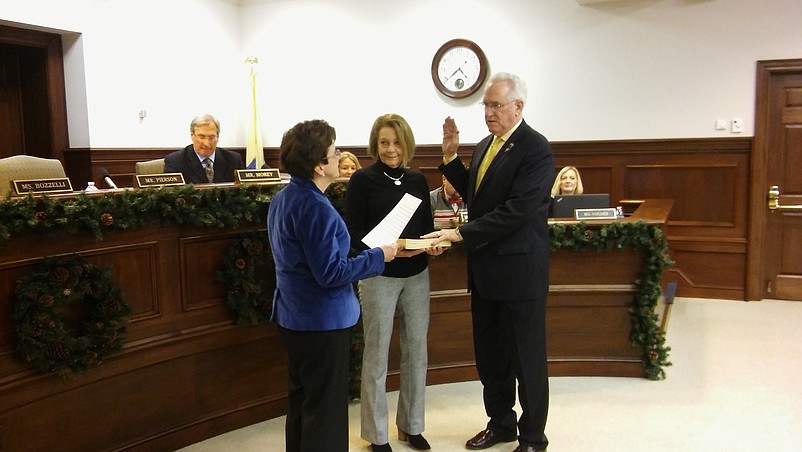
top-left (0, 155), bottom-right (68, 196)
top-left (135, 158), bottom-right (165, 175)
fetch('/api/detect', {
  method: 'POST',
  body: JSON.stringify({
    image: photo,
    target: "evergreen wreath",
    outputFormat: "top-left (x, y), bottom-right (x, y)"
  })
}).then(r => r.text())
top-left (217, 232), bottom-right (276, 325)
top-left (12, 254), bottom-right (131, 375)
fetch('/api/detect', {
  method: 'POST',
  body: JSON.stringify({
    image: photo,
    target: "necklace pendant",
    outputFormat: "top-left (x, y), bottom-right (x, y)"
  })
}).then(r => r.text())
top-left (383, 170), bottom-right (404, 186)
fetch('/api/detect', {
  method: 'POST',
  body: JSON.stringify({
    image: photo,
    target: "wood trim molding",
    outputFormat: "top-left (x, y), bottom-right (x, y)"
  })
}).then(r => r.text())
top-left (86, 136), bottom-right (752, 300)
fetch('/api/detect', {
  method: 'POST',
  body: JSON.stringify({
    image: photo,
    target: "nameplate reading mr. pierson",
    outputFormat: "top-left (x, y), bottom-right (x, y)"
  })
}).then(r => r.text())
top-left (135, 173), bottom-right (186, 188)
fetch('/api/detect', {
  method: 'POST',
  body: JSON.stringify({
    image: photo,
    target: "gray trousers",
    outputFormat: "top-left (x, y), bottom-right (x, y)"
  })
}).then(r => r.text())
top-left (359, 269), bottom-right (430, 445)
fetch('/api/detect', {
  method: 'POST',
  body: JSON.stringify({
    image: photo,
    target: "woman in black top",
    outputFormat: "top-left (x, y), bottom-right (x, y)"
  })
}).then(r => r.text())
top-left (347, 114), bottom-right (442, 452)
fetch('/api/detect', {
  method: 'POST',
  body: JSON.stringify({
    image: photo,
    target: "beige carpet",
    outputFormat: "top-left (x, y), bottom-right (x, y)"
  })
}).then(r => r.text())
top-left (178, 298), bottom-right (802, 451)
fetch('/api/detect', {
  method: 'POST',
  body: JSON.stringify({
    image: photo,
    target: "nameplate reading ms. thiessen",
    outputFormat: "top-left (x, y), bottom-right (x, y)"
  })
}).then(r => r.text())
top-left (135, 173), bottom-right (186, 188)
top-left (13, 178), bottom-right (73, 196)
top-left (575, 208), bottom-right (618, 220)
top-left (235, 169), bottom-right (282, 184)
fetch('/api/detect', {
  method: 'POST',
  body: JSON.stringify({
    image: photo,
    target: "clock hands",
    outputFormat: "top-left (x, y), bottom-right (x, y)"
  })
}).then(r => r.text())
top-left (443, 61), bottom-right (468, 83)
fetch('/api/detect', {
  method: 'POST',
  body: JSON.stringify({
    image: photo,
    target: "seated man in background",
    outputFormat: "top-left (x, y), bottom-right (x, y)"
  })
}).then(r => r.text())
top-left (163, 114), bottom-right (244, 184)
top-left (430, 175), bottom-right (466, 230)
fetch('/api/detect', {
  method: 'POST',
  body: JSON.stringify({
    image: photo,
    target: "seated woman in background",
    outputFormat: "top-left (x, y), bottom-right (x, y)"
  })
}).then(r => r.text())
top-left (551, 165), bottom-right (584, 195)
top-left (338, 151), bottom-right (361, 178)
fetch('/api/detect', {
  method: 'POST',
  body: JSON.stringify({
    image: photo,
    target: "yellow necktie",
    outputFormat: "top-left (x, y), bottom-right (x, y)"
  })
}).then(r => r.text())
top-left (475, 136), bottom-right (503, 191)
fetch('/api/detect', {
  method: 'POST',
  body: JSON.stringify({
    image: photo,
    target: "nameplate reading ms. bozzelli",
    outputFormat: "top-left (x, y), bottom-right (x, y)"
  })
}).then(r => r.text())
top-left (235, 169), bottom-right (282, 184)
top-left (135, 173), bottom-right (186, 188)
top-left (575, 208), bottom-right (618, 220)
top-left (13, 178), bottom-right (73, 196)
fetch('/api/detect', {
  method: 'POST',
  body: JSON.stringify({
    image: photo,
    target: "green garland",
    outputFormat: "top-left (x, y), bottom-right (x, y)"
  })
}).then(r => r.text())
top-left (217, 232), bottom-right (275, 325)
top-left (12, 255), bottom-right (131, 375)
top-left (2, 182), bottom-right (673, 379)
top-left (549, 221), bottom-right (674, 380)
top-left (0, 184), bottom-right (281, 243)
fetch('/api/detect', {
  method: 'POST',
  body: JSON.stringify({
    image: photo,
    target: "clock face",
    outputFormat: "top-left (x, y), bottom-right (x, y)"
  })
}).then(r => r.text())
top-left (437, 46), bottom-right (482, 93)
top-left (431, 39), bottom-right (488, 99)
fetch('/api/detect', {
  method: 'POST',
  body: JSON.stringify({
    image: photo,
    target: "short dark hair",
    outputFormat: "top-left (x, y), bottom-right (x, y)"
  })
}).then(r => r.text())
top-left (279, 119), bottom-right (337, 179)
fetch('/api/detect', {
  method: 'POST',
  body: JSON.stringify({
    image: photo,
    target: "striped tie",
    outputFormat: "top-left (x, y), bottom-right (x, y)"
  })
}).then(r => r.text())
top-left (475, 136), bottom-right (503, 191)
top-left (203, 158), bottom-right (214, 183)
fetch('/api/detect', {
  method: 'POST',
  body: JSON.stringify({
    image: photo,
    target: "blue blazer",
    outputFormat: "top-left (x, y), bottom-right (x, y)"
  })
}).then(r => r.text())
top-left (267, 177), bottom-right (385, 331)
top-left (163, 145), bottom-right (244, 184)
top-left (440, 120), bottom-right (554, 301)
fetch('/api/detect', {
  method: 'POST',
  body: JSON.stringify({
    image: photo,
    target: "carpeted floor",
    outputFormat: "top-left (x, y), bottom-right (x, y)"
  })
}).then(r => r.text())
top-left (178, 297), bottom-right (802, 451)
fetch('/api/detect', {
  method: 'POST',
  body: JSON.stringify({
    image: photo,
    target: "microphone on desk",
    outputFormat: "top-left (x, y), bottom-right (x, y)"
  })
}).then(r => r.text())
top-left (97, 167), bottom-right (118, 189)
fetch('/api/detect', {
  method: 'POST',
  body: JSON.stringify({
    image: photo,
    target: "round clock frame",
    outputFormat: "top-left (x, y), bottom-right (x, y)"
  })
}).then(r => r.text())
top-left (431, 38), bottom-right (489, 99)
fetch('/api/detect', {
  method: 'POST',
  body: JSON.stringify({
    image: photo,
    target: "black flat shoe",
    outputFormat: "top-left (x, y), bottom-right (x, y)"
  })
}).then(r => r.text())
top-left (371, 443), bottom-right (392, 452)
top-left (399, 430), bottom-right (431, 450)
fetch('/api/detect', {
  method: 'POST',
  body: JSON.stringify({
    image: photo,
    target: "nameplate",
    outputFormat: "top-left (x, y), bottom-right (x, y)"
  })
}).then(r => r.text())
top-left (135, 173), bottom-right (186, 188)
top-left (575, 208), bottom-right (618, 220)
top-left (13, 178), bottom-right (73, 196)
top-left (235, 168), bottom-right (282, 184)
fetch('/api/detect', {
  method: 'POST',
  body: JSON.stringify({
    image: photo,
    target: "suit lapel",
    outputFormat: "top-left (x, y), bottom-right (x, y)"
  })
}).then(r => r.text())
top-left (187, 149), bottom-right (207, 182)
top-left (473, 135), bottom-right (516, 197)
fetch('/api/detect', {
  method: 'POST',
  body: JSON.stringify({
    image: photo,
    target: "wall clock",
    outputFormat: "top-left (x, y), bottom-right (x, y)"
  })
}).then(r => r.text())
top-left (431, 38), bottom-right (489, 99)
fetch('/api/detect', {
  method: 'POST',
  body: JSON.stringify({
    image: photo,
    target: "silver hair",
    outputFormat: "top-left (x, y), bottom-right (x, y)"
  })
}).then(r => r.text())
top-left (488, 72), bottom-right (527, 104)
top-left (190, 114), bottom-right (221, 134)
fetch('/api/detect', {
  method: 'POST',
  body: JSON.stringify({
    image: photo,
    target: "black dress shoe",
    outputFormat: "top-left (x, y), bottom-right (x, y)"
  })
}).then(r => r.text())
top-left (513, 445), bottom-right (547, 452)
top-left (398, 429), bottom-right (431, 450)
top-left (371, 443), bottom-right (392, 452)
top-left (465, 427), bottom-right (517, 450)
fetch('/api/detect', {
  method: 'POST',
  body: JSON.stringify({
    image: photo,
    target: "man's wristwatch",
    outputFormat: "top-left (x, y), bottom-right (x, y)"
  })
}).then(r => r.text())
top-left (455, 227), bottom-right (463, 241)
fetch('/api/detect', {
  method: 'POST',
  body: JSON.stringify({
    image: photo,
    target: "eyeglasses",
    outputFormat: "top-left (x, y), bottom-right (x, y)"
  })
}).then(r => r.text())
top-left (480, 101), bottom-right (516, 111)
top-left (194, 134), bottom-right (219, 142)
top-left (325, 148), bottom-right (342, 160)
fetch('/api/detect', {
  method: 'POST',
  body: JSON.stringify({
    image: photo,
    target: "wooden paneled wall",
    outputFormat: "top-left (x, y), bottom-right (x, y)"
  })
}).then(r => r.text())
top-left (76, 137), bottom-right (751, 300)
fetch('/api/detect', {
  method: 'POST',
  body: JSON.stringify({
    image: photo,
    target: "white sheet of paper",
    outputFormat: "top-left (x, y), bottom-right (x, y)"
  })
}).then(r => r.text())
top-left (361, 193), bottom-right (422, 248)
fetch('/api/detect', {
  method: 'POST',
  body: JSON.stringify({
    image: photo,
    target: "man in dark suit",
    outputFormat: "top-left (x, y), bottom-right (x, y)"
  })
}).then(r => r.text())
top-left (426, 73), bottom-right (554, 452)
top-left (163, 114), bottom-right (244, 184)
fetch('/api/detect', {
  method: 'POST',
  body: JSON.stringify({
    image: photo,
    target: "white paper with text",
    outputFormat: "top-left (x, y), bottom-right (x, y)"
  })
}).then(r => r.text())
top-left (361, 193), bottom-right (422, 248)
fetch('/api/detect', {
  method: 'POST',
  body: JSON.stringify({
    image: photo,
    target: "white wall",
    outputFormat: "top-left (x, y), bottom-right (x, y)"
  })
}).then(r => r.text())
top-left (3, 0), bottom-right (243, 148)
top-left (3, 0), bottom-right (802, 147)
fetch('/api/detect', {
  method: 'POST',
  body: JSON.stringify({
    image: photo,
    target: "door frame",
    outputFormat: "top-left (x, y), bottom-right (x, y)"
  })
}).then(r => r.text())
top-left (746, 58), bottom-right (802, 300)
top-left (0, 24), bottom-right (69, 162)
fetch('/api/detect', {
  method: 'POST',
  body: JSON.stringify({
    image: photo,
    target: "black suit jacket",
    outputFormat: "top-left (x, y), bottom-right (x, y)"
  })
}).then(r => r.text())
top-left (440, 120), bottom-right (554, 301)
top-left (163, 145), bottom-right (244, 184)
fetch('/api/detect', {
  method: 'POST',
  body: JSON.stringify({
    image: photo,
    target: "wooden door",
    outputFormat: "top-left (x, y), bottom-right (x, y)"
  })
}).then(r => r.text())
top-left (748, 59), bottom-right (802, 301)
top-left (0, 43), bottom-right (25, 157)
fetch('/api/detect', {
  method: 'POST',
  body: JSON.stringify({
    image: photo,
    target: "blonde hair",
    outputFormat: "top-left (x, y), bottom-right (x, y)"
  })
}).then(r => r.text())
top-left (338, 151), bottom-right (361, 170)
top-left (367, 113), bottom-right (416, 168)
top-left (551, 166), bottom-right (584, 196)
